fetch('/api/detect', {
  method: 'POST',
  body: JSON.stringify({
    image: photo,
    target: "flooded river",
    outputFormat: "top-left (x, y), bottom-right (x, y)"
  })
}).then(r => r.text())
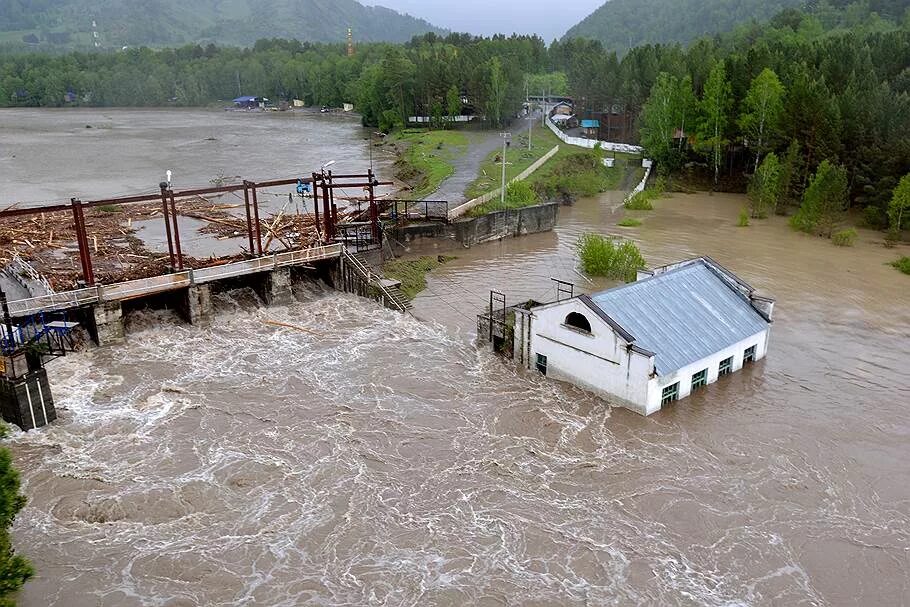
top-left (4, 114), bottom-right (910, 604)
top-left (0, 108), bottom-right (393, 209)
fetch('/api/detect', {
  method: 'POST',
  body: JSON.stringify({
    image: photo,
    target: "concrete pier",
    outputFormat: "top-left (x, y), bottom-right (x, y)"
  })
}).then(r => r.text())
top-left (257, 268), bottom-right (295, 305)
top-left (90, 301), bottom-right (125, 346)
top-left (180, 285), bottom-right (215, 326)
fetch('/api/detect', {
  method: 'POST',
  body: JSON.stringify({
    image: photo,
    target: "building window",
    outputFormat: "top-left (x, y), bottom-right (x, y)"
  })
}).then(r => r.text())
top-left (719, 356), bottom-right (733, 376)
top-left (661, 382), bottom-right (679, 405)
top-left (691, 369), bottom-right (708, 391)
top-left (743, 345), bottom-right (756, 364)
top-left (564, 312), bottom-right (592, 334)
top-left (536, 354), bottom-right (548, 376)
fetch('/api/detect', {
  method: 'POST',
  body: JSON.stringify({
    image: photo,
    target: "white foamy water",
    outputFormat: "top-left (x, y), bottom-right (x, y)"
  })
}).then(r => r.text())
top-left (5, 182), bottom-right (910, 605)
top-left (8, 276), bottom-right (909, 605)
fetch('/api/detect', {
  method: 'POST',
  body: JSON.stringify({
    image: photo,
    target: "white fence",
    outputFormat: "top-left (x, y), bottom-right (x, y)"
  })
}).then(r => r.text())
top-left (408, 115), bottom-right (476, 124)
top-left (545, 116), bottom-right (643, 155)
top-left (623, 159), bottom-right (654, 206)
top-left (447, 145), bottom-right (560, 220)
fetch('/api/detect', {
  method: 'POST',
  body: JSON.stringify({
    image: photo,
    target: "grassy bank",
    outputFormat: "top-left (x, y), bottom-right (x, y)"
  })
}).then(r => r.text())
top-left (393, 130), bottom-right (468, 200)
top-left (382, 255), bottom-right (455, 299)
top-left (465, 125), bottom-right (565, 200)
top-left (467, 146), bottom-right (633, 217)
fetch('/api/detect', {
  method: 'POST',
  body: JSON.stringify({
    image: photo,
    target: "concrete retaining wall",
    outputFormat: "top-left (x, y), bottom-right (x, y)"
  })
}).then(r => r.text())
top-left (447, 146), bottom-right (560, 220)
top-left (394, 202), bottom-right (558, 248)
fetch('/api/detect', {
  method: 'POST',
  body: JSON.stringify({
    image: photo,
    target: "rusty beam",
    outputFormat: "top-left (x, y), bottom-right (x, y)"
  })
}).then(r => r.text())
top-left (0, 175), bottom-right (391, 219)
top-left (312, 173), bottom-right (321, 242)
top-left (168, 190), bottom-right (184, 270)
top-left (160, 186), bottom-right (177, 272)
top-left (243, 182), bottom-right (255, 255)
top-left (251, 185), bottom-right (263, 256)
top-left (71, 198), bottom-right (95, 285)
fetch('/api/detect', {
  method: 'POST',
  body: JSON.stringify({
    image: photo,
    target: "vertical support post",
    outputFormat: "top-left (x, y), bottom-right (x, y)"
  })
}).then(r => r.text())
top-left (489, 290), bottom-right (494, 342)
top-left (328, 171), bottom-right (338, 237)
top-left (159, 185), bottom-right (177, 272)
top-left (243, 181), bottom-right (255, 255)
top-left (368, 169), bottom-right (379, 244)
top-left (71, 198), bottom-right (95, 285)
top-left (168, 190), bottom-right (184, 270)
top-left (312, 173), bottom-right (321, 242)
top-left (321, 181), bottom-right (332, 240)
top-left (251, 183), bottom-right (263, 255)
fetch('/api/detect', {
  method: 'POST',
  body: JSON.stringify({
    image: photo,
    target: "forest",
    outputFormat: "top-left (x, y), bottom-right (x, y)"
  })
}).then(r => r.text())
top-left (0, 0), bottom-right (443, 48)
top-left (0, 3), bottom-right (908, 226)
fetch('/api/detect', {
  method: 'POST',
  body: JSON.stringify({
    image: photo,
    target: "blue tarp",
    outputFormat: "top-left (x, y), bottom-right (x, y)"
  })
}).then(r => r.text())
top-left (580, 119), bottom-right (600, 128)
top-left (233, 96), bottom-right (258, 103)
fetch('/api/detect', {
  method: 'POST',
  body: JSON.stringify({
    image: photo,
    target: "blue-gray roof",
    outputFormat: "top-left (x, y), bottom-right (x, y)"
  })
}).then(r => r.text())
top-left (589, 260), bottom-right (769, 375)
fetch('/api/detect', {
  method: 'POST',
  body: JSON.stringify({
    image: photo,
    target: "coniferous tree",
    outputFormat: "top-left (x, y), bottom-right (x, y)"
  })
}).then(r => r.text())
top-left (791, 159), bottom-right (849, 237)
top-left (0, 427), bottom-right (33, 606)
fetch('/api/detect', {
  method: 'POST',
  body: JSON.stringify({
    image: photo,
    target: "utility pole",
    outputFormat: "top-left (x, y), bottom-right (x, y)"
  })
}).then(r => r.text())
top-left (499, 132), bottom-right (511, 209)
top-left (526, 79), bottom-right (532, 151)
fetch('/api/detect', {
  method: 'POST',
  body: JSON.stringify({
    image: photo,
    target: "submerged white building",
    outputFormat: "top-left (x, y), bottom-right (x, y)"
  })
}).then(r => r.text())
top-left (506, 257), bottom-right (775, 415)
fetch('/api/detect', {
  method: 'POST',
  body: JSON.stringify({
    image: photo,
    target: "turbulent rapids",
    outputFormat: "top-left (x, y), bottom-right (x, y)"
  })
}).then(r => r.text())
top-left (9, 273), bottom-right (910, 605)
top-left (3, 110), bottom-right (909, 606)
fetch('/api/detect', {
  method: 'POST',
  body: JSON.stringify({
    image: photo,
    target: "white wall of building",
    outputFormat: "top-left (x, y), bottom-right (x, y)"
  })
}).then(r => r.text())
top-left (529, 300), bottom-right (655, 414)
top-left (645, 328), bottom-right (770, 413)
top-left (527, 300), bottom-right (771, 416)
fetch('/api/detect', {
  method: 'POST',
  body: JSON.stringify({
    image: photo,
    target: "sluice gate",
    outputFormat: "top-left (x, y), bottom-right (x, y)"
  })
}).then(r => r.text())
top-left (0, 168), bottom-right (415, 431)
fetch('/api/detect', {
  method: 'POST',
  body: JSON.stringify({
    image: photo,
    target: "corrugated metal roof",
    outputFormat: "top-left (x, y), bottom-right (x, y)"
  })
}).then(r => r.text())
top-left (589, 260), bottom-right (769, 375)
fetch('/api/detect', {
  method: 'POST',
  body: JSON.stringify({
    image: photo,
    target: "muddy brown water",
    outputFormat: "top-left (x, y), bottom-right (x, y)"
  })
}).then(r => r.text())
top-left (0, 108), bottom-right (395, 213)
top-left (5, 129), bottom-right (910, 605)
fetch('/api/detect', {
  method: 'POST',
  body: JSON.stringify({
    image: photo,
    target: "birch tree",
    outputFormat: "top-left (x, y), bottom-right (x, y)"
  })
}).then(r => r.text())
top-left (739, 68), bottom-right (785, 172)
top-left (698, 61), bottom-right (732, 185)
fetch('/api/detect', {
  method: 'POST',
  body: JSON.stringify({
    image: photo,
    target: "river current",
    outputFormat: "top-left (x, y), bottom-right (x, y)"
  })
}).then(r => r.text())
top-left (3, 111), bottom-right (910, 605)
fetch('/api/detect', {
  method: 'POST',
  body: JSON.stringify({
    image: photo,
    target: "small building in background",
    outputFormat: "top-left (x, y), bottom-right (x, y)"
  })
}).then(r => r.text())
top-left (580, 119), bottom-right (600, 139)
top-left (232, 96), bottom-right (269, 110)
top-left (479, 257), bottom-right (774, 416)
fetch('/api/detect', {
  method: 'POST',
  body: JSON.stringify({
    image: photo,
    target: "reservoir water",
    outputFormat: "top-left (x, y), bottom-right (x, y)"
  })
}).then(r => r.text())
top-left (3, 110), bottom-right (909, 605)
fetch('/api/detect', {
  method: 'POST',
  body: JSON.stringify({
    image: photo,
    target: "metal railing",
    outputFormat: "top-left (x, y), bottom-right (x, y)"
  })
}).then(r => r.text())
top-left (340, 247), bottom-right (408, 313)
top-left (6, 244), bottom-right (344, 316)
top-left (380, 199), bottom-right (449, 223)
top-left (10, 254), bottom-right (55, 296)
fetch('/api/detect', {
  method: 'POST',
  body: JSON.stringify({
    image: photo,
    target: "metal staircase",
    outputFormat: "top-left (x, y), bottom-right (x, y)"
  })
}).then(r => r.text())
top-left (340, 248), bottom-right (411, 313)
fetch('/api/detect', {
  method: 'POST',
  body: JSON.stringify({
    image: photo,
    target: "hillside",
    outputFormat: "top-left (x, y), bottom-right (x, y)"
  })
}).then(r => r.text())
top-left (0, 0), bottom-right (444, 49)
top-left (564, 0), bottom-right (804, 51)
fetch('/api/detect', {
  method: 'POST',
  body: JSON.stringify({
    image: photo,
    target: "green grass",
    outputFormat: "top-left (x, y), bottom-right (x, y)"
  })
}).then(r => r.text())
top-left (97, 204), bottom-right (122, 213)
top-left (393, 130), bottom-right (468, 200)
top-left (617, 217), bottom-right (642, 227)
top-left (576, 233), bottom-right (646, 282)
top-left (891, 256), bottom-right (910, 275)
top-left (625, 190), bottom-right (654, 210)
top-left (465, 126), bottom-right (563, 200)
top-left (832, 227), bottom-right (858, 246)
top-left (737, 208), bottom-right (750, 227)
top-left (382, 255), bottom-right (455, 299)
top-left (467, 180), bottom-right (540, 217)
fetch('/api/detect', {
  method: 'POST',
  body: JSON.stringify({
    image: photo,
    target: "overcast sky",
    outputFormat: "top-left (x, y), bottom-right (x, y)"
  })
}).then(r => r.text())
top-left (366, 0), bottom-right (605, 42)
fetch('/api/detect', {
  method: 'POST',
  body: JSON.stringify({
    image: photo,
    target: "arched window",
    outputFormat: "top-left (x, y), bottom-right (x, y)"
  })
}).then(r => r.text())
top-left (565, 312), bottom-right (592, 334)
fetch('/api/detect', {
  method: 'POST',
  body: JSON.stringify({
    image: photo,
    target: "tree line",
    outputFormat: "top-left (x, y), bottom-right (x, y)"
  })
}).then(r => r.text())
top-left (618, 7), bottom-right (910, 232)
top-left (1, 6), bottom-right (909, 227)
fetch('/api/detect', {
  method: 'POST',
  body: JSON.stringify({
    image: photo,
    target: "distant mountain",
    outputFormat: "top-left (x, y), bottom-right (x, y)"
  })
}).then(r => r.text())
top-left (0, 0), bottom-right (444, 48)
top-left (564, 0), bottom-right (805, 52)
